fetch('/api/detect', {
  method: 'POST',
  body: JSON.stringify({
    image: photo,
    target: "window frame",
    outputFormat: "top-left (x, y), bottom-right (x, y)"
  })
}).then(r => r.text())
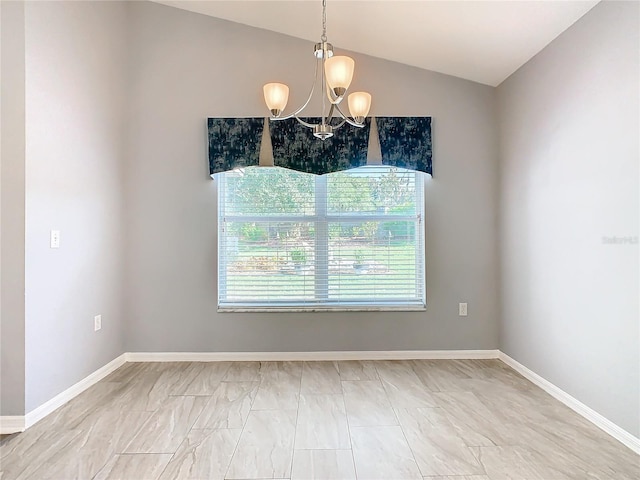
top-left (217, 167), bottom-right (426, 312)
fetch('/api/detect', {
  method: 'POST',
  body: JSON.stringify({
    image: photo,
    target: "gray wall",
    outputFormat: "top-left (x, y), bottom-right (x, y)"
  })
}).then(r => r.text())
top-left (1, 1), bottom-right (27, 416)
top-left (497, 0), bottom-right (639, 437)
top-left (123, 1), bottom-right (500, 353)
top-left (23, 1), bottom-right (128, 412)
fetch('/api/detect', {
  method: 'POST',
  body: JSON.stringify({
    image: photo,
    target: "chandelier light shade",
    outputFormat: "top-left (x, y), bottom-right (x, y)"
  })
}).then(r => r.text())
top-left (348, 92), bottom-right (372, 123)
top-left (263, 83), bottom-right (290, 117)
top-left (325, 56), bottom-right (355, 98)
top-left (262, 0), bottom-right (372, 140)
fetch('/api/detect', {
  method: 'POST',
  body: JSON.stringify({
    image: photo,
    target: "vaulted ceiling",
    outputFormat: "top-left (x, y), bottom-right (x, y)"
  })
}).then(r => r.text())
top-left (153, 0), bottom-right (599, 86)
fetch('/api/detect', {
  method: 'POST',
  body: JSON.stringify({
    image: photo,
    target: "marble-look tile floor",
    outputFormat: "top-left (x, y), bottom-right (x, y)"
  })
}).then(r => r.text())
top-left (1, 359), bottom-right (638, 479)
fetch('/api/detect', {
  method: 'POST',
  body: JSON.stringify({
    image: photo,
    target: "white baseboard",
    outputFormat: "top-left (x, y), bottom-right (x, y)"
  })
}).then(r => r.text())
top-left (23, 353), bottom-right (127, 429)
top-left (498, 351), bottom-right (640, 455)
top-left (0, 416), bottom-right (26, 434)
top-left (125, 349), bottom-right (500, 362)
top-left (3, 350), bottom-right (494, 434)
top-left (9, 348), bottom-right (637, 456)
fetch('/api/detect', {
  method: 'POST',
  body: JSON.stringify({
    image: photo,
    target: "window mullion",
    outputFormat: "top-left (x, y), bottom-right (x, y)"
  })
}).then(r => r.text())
top-left (315, 175), bottom-right (328, 303)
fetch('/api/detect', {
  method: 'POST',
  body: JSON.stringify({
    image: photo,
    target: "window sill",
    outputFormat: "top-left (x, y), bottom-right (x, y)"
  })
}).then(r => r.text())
top-left (217, 305), bottom-right (427, 313)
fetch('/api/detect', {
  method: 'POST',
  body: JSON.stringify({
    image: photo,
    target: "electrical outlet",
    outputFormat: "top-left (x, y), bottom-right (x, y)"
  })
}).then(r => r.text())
top-left (94, 315), bottom-right (102, 331)
top-left (50, 230), bottom-right (60, 249)
top-left (459, 302), bottom-right (468, 316)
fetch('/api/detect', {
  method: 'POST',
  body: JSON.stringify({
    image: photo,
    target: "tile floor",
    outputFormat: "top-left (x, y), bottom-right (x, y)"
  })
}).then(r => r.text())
top-left (0, 359), bottom-right (638, 479)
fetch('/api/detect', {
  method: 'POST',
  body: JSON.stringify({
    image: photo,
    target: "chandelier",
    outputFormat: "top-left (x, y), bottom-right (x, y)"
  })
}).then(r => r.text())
top-left (262, 0), bottom-right (372, 140)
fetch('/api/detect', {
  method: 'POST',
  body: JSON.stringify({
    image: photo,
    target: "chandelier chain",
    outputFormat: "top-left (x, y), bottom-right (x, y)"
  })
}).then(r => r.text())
top-left (321, 0), bottom-right (327, 42)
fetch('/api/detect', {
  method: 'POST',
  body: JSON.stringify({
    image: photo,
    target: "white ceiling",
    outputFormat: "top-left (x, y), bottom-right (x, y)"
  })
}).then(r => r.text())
top-left (153, 0), bottom-right (599, 86)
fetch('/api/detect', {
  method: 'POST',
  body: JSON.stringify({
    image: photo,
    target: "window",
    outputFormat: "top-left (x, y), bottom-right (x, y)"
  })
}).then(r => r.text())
top-left (216, 166), bottom-right (425, 311)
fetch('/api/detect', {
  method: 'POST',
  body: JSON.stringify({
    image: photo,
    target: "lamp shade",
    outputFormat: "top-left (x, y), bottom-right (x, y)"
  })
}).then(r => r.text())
top-left (263, 83), bottom-right (289, 116)
top-left (348, 92), bottom-right (371, 123)
top-left (324, 56), bottom-right (355, 97)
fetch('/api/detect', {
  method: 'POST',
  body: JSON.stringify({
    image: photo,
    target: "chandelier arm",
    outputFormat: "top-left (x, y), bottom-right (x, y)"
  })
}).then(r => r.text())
top-left (269, 59), bottom-right (320, 121)
top-left (326, 103), bottom-right (336, 122)
top-left (326, 85), bottom-right (342, 105)
top-left (321, 45), bottom-right (327, 125)
top-left (335, 103), bottom-right (366, 128)
top-left (290, 57), bottom-right (320, 118)
top-left (293, 116), bottom-right (317, 128)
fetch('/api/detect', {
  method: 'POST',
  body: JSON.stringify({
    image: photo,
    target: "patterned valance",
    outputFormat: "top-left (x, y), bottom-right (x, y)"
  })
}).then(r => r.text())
top-left (208, 116), bottom-right (432, 176)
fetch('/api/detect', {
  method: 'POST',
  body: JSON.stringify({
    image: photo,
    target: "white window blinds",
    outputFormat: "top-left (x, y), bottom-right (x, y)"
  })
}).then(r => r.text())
top-left (216, 166), bottom-right (425, 311)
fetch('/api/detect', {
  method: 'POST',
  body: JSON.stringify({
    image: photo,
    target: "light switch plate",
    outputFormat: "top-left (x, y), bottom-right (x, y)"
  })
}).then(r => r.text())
top-left (94, 315), bottom-right (102, 331)
top-left (459, 302), bottom-right (468, 316)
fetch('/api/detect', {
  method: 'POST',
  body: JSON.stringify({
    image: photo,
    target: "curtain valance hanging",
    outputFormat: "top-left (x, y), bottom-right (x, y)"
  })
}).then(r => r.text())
top-left (208, 116), bottom-right (432, 176)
